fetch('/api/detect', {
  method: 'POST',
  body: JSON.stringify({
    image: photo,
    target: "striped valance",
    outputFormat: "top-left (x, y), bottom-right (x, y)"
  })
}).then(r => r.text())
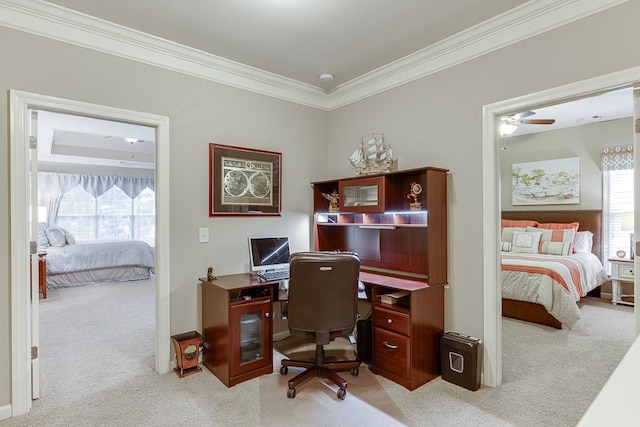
top-left (601, 145), bottom-right (633, 171)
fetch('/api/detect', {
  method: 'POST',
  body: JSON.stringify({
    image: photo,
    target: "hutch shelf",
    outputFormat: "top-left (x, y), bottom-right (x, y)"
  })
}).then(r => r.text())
top-left (311, 166), bottom-right (448, 390)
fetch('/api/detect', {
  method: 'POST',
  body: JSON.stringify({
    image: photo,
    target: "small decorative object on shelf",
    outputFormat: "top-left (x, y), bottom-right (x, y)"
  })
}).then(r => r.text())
top-left (407, 182), bottom-right (423, 210)
top-left (171, 331), bottom-right (203, 378)
top-left (207, 267), bottom-right (217, 281)
top-left (616, 250), bottom-right (626, 258)
top-left (348, 133), bottom-right (394, 175)
top-left (322, 190), bottom-right (340, 212)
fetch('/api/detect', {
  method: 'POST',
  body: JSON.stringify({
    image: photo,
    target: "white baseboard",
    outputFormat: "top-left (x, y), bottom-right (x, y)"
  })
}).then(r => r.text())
top-left (0, 404), bottom-right (12, 421)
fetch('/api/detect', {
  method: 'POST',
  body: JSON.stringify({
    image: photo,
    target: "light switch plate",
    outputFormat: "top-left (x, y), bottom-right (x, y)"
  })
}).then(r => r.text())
top-left (198, 227), bottom-right (209, 243)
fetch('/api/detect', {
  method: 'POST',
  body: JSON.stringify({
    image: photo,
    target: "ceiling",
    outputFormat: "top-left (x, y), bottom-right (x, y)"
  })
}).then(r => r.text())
top-left (42, 0), bottom-right (530, 89)
top-left (505, 87), bottom-right (633, 137)
top-left (31, 0), bottom-right (633, 169)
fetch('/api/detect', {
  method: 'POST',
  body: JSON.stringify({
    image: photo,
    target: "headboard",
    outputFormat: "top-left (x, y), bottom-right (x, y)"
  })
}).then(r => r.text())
top-left (502, 210), bottom-right (603, 261)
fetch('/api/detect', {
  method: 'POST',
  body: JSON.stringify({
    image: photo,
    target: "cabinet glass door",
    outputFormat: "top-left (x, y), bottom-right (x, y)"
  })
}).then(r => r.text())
top-left (339, 176), bottom-right (385, 212)
top-left (239, 311), bottom-right (263, 364)
top-left (230, 298), bottom-right (272, 376)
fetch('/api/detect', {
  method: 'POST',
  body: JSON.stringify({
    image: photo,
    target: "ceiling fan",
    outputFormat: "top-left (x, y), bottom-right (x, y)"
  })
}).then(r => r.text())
top-left (499, 111), bottom-right (555, 136)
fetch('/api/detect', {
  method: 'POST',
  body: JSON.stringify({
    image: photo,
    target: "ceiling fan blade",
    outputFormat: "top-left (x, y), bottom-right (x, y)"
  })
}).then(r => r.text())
top-left (511, 110), bottom-right (535, 120)
top-left (520, 119), bottom-right (556, 125)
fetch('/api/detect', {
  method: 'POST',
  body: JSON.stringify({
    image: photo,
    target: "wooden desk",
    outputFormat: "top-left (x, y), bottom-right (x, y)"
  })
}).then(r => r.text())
top-left (200, 271), bottom-right (443, 390)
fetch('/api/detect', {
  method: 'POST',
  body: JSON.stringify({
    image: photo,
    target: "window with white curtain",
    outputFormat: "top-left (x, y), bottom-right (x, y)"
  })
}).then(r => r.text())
top-left (602, 145), bottom-right (634, 274)
top-left (56, 183), bottom-right (156, 246)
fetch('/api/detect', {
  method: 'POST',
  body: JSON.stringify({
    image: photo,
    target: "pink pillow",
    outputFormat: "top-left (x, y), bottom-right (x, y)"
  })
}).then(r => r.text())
top-left (501, 219), bottom-right (539, 229)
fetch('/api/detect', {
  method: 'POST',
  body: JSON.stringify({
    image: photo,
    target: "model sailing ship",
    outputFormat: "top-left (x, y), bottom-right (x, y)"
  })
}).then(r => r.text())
top-left (348, 133), bottom-right (394, 175)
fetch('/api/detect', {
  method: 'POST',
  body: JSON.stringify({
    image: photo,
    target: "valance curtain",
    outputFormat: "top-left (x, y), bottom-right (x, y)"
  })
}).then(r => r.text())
top-left (38, 172), bottom-right (155, 225)
top-left (601, 145), bottom-right (634, 170)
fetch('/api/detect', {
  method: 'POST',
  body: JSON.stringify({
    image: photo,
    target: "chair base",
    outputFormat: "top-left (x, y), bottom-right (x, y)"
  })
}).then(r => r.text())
top-left (280, 344), bottom-right (361, 399)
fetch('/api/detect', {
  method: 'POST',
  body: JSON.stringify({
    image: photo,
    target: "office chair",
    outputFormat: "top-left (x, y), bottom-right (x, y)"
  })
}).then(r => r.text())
top-left (279, 251), bottom-right (361, 399)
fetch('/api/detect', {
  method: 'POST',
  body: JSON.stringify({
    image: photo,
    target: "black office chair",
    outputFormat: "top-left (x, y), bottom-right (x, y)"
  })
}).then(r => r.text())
top-left (279, 251), bottom-right (361, 399)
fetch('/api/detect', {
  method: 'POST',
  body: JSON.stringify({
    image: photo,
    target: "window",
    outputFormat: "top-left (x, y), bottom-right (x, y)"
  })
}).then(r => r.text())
top-left (57, 184), bottom-right (155, 246)
top-left (603, 169), bottom-right (634, 274)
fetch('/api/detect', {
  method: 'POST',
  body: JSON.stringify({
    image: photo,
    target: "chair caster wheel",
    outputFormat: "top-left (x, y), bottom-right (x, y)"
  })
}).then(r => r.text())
top-left (287, 387), bottom-right (296, 398)
top-left (350, 367), bottom-right (359, 376)
top-left (337, 388), bottom-right (346, 400)
top-left (280, 366), bottom-right (288, 375)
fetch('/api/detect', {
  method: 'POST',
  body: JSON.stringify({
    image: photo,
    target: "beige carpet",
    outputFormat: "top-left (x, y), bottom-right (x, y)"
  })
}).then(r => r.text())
top-left (261, 336), bottom-right (408, 426)
top-left (2, 280), bottom-right (635, 426)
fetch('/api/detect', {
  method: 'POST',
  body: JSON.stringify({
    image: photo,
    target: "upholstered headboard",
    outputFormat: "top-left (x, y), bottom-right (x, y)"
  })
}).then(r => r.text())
top-left (502, 210), bottom-right (603, 261)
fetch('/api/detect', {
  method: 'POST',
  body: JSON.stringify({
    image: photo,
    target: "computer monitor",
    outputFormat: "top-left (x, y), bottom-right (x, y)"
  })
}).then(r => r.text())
top-left (248, 236), bottom-right (290, 274)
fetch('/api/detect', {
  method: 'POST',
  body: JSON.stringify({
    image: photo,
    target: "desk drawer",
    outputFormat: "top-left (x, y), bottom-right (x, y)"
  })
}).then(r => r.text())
top-left (374, 306), bottom-right (410, 336)
top-left (374, 327), bottom-right (410, 379)
top-left (619, 265), bottom-right (635, 280)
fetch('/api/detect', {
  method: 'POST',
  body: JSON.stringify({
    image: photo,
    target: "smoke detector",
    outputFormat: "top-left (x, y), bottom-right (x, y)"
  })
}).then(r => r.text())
top-left (319, 73), bottom-right (334, 83)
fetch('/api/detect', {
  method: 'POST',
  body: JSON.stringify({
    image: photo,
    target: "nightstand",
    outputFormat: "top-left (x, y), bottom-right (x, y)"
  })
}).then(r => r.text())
top-left (608, 258), bottom-right (634, 306)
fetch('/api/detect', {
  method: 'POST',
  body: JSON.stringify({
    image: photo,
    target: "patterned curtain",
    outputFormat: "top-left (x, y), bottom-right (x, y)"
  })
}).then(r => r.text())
top-left (601, 145), bottom-right (634, 171)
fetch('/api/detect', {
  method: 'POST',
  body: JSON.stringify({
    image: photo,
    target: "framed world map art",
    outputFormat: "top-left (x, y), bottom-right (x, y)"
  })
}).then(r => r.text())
top-left (209, 143), bottom-right (282, 216)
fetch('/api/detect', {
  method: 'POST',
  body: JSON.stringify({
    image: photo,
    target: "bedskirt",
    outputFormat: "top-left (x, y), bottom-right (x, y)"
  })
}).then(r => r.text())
top-left (47, 266), bottom-right (152, 289)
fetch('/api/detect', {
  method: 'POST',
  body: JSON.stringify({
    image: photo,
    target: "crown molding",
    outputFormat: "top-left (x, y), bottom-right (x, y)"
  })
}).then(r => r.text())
top-left (325, 0), bottom-right (629, 110)
top-left (0, 0), bottom-right (629, 111)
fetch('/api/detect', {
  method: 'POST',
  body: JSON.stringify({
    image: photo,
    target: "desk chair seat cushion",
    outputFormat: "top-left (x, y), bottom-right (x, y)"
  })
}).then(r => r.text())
top-left (287, 251), bottom-right (360, 346)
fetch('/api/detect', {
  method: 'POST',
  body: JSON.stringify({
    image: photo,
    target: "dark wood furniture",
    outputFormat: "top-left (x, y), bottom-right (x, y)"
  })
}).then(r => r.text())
top-left (312, 167), bottom-right (448, 390)
top-left (30, 252), bottom-right (47, 299)
top-left (501, 210), bottom-right (603, 329)
top-left (200, 274), bottom-right (274, 387)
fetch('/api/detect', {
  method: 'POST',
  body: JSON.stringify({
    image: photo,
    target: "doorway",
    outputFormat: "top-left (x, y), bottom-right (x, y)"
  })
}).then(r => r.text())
top-left (9, 90), bottom-right (171, 417)
top-left (481, 69), bottom-right (640, 388)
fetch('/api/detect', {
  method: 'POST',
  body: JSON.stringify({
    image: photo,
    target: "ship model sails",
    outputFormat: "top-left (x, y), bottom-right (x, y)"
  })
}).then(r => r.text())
top-left (348, 133), bottom-right (394, 175)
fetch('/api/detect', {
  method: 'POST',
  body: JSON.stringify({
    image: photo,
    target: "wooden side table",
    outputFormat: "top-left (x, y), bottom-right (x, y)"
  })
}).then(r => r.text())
top-left (608, 258), bottom-right (634, 306)
top-left (38, 251), bottom-right (47, 299)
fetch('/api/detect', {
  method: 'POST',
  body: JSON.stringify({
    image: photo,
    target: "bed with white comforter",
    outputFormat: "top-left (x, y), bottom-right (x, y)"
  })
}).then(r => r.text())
top-left (501, 252), bottom-right (607, 328)
top-left (45, 239), bottom-right (156, 289)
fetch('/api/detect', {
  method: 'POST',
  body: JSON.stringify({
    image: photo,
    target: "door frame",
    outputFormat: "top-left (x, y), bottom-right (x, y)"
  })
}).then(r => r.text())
top-left (482, 66), bottom-right (640, 388)
top-left (9, 90), bottom-right (171, 416)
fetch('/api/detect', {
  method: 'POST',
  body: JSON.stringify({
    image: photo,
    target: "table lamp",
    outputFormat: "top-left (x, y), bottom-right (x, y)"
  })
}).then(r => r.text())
top-left (621, 211), bottom-right (634, 259)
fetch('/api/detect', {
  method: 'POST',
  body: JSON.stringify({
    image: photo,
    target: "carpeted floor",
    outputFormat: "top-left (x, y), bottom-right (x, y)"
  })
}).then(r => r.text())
top-left (1, 280), bottom-right (635, 426)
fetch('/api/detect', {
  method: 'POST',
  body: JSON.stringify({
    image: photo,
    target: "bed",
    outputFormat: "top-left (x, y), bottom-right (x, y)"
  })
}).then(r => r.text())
top-left (44, 239), bottom-right (156, 289)
top-left (501, 210), bottom-right (608, 329)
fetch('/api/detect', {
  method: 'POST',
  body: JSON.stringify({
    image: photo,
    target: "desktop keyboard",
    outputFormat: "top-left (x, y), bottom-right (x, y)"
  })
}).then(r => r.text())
top-left (257, 270), bottom-right (289, 282)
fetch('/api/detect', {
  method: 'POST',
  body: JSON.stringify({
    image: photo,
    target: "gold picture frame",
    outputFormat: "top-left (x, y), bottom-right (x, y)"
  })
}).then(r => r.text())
top-left (209, 143), bottom-right (282, 216)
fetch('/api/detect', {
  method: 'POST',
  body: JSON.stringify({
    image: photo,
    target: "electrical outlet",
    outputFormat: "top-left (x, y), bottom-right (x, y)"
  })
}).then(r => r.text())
top-left (198, 227), bottom-right (209, 243)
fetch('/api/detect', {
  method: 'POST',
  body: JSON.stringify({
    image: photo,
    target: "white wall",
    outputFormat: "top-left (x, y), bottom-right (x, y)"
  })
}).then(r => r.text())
top-left (327, 2), bottom-right (640, 338)
top-left (500, 118), bottom-right (633, 211)
top-left (2, 0), bottom-right (640, 411)
top-left (0, 27), bottom-right (328, 407)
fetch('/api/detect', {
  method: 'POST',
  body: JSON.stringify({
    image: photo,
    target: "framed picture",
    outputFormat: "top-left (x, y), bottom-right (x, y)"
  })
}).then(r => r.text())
top-left (209, 143), bottom-right (282, 216)
top-left (512, 157), bottom-right (580, 205)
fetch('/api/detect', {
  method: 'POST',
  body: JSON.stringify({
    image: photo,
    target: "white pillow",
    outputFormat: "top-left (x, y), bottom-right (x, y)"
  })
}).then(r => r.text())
top-left (511, 231), bottom-right (542, 254)
top-left (62, 228), bottom-right (76, 245)
top-left (501, 227), bottom-right (526, 244)
top-left (501, 241), bottom-right (512, 252)
top-left (45, 225), bottom-right (67, 247)
top-left (540, 241), bottom-right (572, 256)
top-left (37, 222), bottom-right (50, 248)
top-left (573, 231), bottom-right (593, 253)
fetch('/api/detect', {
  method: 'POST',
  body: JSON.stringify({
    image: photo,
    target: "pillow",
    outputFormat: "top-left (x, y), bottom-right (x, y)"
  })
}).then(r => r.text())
top-left (37, 222), bottom-right (50, 248)
top-left (501, 219), bottom-right (539, 229)
top-left (537, 222), bottom-right (579, 232)
top-left (62, 228), bottom-right (76, 245)
top-left (573, 231), bottom-right (594, 253)
top-left (501, 241), bottom-right (513, 252)
top-left (45, 225), bottom-right (67, 247)
top-left (526, 226), bottom-right (576, 254)
top-left (511, 231), bottom-right (542, 254)
top-left (501, 227), bottom-right (526, 244)
top-left (540, 241), bottom-right (573, 256)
